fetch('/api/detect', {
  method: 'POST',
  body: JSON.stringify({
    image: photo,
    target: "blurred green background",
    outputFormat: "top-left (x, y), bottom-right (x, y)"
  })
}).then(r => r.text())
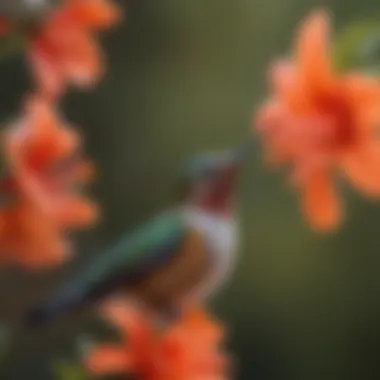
top-left (1, 0), bottom-right (380, 378)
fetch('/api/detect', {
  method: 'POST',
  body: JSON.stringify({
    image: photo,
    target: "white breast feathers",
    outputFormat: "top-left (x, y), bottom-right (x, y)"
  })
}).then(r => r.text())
top-left (184, 207), bottom-right (239, 301)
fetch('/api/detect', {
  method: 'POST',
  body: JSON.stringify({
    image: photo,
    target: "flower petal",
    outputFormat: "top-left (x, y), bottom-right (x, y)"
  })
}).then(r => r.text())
top-left (58, 29), bottom-right (103, 88)
top-left (66, 0), bottom-right (122, 29)
top-left (296, 9), bottom-right (334, 94)
top-left (255, 100), bottom-right (297, 165)
top-left (271, 60), bottom-right (311, 112)
top-left (341, 142), bottom-right (380, 197)
top-left (344, 74), bottom-right (380, 135)
top-left (101, 300), bottom-right (147, 334)
top-left (68, 160), bottom-right (96, 183)
top-left (28, 43), bottom-right (65, 100)
top-left (301, 170), bottom-right (341, 231)
top-left (86, 345), bottom-right (129, 375)
top-left (13, 98), bottom-right (80, 170)
top-left (344, 74), bottom-right (380, 107)
top-left (50, 196), bottom-right (99, 228)
top-left (5, 203), bottom-right (71, 269)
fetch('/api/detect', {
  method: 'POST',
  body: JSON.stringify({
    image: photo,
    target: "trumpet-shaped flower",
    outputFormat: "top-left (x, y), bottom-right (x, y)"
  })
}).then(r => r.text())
top-left (86, 301), bottom-right (230, 380)
top-left (0, 0), bottom-right (121, 98)
top-left (30, 0), bottom-right (121, 97)
top-left (255, 10), bottom-right (380, 230)
top-left (0, 96), bottom-right (98, 268)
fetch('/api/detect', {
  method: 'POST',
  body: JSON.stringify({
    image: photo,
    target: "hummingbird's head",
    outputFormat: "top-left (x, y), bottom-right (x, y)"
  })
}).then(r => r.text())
top-left (179, 140), bottom-right (252, 215)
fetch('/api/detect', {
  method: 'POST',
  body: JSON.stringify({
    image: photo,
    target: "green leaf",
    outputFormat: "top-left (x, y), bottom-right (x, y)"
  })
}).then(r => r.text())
top-left (0, 32), bottom-right (26, 61)
top-left (53, 359), bottom-right (88, 380)
top-left (333, 19), bottom-right (380, 72)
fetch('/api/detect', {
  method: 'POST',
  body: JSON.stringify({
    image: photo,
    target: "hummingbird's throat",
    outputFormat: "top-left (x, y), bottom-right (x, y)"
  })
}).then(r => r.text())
top-left (197, 167), bottom-right (238, 215)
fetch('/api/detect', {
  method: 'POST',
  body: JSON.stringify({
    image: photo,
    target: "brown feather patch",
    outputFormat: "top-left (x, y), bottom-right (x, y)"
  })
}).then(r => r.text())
top-left (130, 228), bottom-right (210, 310)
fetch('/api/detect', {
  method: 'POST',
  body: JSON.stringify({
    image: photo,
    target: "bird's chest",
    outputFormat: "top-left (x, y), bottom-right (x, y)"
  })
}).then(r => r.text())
top-left (185, 209), bottom-right (238, 297)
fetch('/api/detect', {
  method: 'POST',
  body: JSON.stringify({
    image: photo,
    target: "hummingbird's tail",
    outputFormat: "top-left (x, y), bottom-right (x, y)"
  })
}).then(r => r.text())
top-left (22, 284), bottom-right (87, 330)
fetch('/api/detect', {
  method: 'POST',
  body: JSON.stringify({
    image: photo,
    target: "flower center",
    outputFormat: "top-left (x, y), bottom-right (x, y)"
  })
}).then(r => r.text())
top-left (315, 90), bottom-right (356, 153)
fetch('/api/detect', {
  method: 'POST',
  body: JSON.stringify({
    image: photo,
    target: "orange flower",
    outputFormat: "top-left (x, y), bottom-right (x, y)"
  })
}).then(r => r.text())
top-left (255, 9), bottom-right (380, 231)
top-left (0, 202), bottom-right (72, 268)
top-left (86, 301), bottom-right (230, 380)
top-left (27, 0), bottom-right (121, 98)
top-left (0, 97), bottom-right (98, 268)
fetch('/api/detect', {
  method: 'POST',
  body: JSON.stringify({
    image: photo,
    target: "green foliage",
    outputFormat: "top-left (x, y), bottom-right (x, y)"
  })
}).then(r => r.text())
top-left (52, 335), bottom-right (96, 380)
top-left (334, 18), bottom-right (380, 72)
top-left (0, 32), bottom-right (26, 61)
top-left (53, 359), bottom-right (88, 380)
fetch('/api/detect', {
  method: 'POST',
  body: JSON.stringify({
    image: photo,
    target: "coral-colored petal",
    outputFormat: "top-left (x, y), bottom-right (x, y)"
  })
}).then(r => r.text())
top-left (5, 203), bottom-right (71, 269)
top-left (271, 60), bottom-right (311, 112)
top-left (301, 170), bottom-right (341, 231)
top-left (183, 308), bottom-right (224, 342)
top-left (256, 100), bottom-right (325, 166)
top-left (341, 142), bottom-right (380, 197)
top-left (66, 0), bottom-right (122, 29)
top-left (360, 105), bottom-right (380, 135)
top-left (59, 30), bottom-right (103, 88)
top-left (101, 300), bottom-right (152, 342)
top-left (69, 161), bottom-right (96, 183)
top-left (16, 169), bottom-right (52, 215)
top-left (52, 196), bottom-right (99, 228)
top-left (24, 95), bottom-right (57, 128)
top-left (19, 98), bottom-right (80, 167)
top-left (344, 74), bottom-right (380, 107)
top-left (15, 166), bottom-right (97, 228)
top-left (255, 100), bottom-right (297, 165)
top-left (296, 9), bottom-right (334, 94)
top-left (101, 300), bottom-right (134, 329)
top-left (88, 303), bottom-right (229, 379)
top-left (28, 45), bottom-right (65, 100)
top-left (86, 346), bottom-right (130, 375)
top-left (0, 200), bottom-right (72, 268)
top-left (36, 127), bottom-right (80, 167)
top-left (344, 74), bottom-right (380, 134)
top-left (16, 240), bottom-right (70, 269)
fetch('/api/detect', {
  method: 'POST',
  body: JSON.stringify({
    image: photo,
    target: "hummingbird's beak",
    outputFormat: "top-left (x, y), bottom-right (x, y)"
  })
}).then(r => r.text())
top-left (215, 138), bottom-right (253, 188)
top-left (227, 137), bottom-right (254, 168)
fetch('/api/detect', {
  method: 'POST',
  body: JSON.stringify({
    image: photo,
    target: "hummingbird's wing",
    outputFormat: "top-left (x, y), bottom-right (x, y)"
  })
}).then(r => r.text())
top-left (80, 209), bottom-right (188, 298)
top-left (24, 209), bottom-right (190, 328)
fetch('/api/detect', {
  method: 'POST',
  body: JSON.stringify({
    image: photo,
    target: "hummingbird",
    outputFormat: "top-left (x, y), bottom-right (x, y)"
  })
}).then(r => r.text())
top-left (24, 142), bottom-right (251, 328)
